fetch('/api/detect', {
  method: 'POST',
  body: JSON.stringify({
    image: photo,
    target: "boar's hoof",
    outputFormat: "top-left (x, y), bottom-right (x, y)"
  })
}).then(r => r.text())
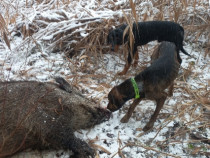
top-left (67, 137), bottom-right (95, 158)
top-left (73, 145), bottom-right (95, 158)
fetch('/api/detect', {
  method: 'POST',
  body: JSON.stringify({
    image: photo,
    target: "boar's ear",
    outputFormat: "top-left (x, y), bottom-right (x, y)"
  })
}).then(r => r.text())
top-left (55, 77), bottom-right (72, 93)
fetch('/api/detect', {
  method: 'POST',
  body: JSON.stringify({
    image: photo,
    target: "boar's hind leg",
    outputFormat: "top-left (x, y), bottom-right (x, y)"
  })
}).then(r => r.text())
top-left (47, 127), bottom-right (95, 158)
top-left (55, 77), bottom-right (72, 93)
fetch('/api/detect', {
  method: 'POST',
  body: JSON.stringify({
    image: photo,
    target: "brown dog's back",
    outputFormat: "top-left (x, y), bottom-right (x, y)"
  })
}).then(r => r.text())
top-left (136, 42), bottom-right (180, 96)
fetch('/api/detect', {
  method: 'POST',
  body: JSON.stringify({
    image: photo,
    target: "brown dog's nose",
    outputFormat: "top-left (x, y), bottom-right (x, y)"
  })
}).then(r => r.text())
top-left (107, 103), bottom-right (119, 112)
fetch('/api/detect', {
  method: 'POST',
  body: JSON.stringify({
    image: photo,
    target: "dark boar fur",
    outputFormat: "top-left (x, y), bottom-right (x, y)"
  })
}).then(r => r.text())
top-left (107, 42), bottom-right (181, 132)
top-left (0, 77), bottom-right (110, 158)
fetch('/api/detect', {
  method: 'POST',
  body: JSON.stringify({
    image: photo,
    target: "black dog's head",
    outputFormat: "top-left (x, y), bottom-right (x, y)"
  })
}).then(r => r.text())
top-left (107, 87), bottom-right (126, 112)
top-left (107, 28), bottom-right (124, 52)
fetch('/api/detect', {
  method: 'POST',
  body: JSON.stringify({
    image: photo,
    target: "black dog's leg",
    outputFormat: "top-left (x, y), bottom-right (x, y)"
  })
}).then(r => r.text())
top-left (118, 45), bottom-right (137, 75)
top-left (133, 50), bottom-right (139, 67)
top-left (121, 98), bottom-right (142, 123)
top-left (117, 62), bottom-right (131, 75)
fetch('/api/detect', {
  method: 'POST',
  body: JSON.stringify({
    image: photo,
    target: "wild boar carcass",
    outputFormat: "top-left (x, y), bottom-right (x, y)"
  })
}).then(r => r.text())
top-left (0, 77), bottom-right (110, 158)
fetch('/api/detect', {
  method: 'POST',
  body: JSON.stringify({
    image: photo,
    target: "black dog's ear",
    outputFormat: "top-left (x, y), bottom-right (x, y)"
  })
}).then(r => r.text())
top-left (107, 30), bottom-right (112, 45)
top-left (107, 27), bottom-right (116, 45)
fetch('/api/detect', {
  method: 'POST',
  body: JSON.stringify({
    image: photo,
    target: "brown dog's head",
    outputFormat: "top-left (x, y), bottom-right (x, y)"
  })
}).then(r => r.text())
top-left (107, 87), bottom-right (126, 112)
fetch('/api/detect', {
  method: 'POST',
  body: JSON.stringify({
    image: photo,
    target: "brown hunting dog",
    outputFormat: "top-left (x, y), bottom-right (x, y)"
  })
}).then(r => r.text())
top-left (107, 41), bottom-right (181, 132)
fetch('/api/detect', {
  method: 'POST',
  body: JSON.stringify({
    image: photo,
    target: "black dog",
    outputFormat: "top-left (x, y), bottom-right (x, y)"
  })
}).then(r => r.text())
top-left (107, 21), bottom-right (190, 75)
top-left (107, 42), bottom-right (181, 131)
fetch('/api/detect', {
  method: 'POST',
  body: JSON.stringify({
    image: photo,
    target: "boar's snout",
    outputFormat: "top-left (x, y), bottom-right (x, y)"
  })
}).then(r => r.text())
top-left (96, 107), bottom-right (111, 122)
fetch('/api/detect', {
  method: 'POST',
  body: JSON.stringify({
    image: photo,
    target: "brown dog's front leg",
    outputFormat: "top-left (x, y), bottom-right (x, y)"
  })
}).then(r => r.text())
top-left (143, 93), bottom-right (167, 132)
top-left (121, 98), bottom-right (141, 123)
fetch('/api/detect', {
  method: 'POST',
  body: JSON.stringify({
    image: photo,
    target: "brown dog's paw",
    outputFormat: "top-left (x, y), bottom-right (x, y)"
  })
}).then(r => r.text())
top-left (120, 116), bottom-right (129, 123)
top-left (143, 123), bottom-right (154, 132)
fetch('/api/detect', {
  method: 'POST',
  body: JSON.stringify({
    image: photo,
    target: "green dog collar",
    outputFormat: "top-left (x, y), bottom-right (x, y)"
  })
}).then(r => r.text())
top-left (131, 77), bottom-right (140, 99)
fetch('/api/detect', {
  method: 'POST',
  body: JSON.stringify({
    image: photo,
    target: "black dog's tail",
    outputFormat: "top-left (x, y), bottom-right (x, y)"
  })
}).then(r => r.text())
top-left (180, 47), bottom-right (191, 57)
top-left (179, 26), bottom-right (191, 57)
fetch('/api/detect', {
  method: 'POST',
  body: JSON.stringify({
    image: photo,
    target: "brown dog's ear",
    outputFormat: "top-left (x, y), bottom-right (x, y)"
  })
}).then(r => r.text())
top-left (108, 87), bottom-right (123, 104)
top-left (112, 87), bottom-right (125, 103)
top-left (112, 87), bottom-right (120, 98)
top-left (107, 87), bottom-right (125, 111)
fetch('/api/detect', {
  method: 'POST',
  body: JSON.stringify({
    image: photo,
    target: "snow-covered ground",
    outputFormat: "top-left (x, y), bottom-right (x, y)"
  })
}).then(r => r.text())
top-left (0, 0), bottom-right (209, 158)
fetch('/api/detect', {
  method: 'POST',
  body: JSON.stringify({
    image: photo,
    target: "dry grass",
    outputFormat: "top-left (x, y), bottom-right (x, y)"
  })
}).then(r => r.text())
top-left (0, 13), bottom-right (10, 49)
top-left (0, 0), bottom-right (209, 157)
top-left (1, 0), bottom-right (208, 59)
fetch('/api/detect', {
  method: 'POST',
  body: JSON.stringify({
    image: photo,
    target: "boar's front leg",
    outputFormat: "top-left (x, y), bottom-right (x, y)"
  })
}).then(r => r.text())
top-left (46, 127), bottom-right (95, 158)
top-left (64, 133), bottom-right (95, 158)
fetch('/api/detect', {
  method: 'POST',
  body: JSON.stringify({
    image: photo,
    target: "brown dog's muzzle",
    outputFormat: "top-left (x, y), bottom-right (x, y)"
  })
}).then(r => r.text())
top-left (107, 102), bottom-right (119, 112)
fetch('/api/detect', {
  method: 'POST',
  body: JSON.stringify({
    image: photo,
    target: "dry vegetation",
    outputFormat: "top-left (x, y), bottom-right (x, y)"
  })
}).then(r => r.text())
top-left (0, 0), bottom-right (209, 157)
